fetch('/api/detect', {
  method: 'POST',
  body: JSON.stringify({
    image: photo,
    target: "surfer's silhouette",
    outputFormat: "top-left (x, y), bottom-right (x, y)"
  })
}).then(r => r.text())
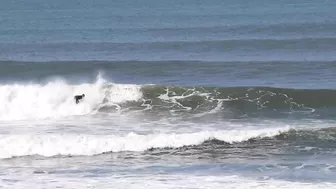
top-left (74, 94), bottom-right (85, 104)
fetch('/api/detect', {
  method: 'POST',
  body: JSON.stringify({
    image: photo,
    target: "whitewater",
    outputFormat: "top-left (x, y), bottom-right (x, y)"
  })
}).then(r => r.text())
top-left (1, 70), bottom-right (336, 188)
top-left (0, 74), bottom-right (142, 120)
top-left (0, 127), bottom-right (291, 159)
top-left (1, 71), bottom-right (336, 189)
top-left (1, 0), bottom-right (336, 188)
top-left (0, 74), bottom-right (295, 159)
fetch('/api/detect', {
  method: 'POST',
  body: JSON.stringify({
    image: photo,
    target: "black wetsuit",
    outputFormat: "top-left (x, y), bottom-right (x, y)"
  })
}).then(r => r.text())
top-left (74, 95), bottom-right (85, 104)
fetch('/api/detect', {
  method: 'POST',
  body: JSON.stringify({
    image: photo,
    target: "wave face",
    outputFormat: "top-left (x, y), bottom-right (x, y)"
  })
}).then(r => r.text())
top-left (0, 75), bottom-right (336, 121)
top-left (141, 85), bottom-right (335, 115)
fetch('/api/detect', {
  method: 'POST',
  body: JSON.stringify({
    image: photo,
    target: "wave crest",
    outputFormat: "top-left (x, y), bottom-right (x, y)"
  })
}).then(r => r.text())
top-left (1, 75), bottom-right (336, 121)
top-left (0, 127), bottom-right (289, 159)
top-left (0, 74), bottom-right (142, 121)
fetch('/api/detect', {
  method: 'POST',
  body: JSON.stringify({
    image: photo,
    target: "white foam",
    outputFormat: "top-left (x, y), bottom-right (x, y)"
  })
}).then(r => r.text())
top-left (0, 126), bottom-right (289, 159)
top-left (0, 75), bottom-right (142, 121)
top-left (1, 173), bottom-right (335, 189)
top-left (93, 175), bottom-right (336, 189)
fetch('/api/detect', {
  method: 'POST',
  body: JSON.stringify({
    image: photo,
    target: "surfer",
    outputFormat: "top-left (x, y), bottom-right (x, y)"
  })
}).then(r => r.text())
top-left (74, 94), bottom-right (85, 104)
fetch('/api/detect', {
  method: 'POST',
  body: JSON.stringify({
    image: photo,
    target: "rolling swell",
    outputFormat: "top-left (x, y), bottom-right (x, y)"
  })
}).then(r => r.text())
top-left (1, 60), bottom-right (334, 90)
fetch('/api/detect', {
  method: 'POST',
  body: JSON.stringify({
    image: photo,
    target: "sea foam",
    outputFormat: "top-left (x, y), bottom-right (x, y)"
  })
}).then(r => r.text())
top-left (0, 75), bottom-right (142, 121)
top-left (0, 126), bottom-right (289, 159)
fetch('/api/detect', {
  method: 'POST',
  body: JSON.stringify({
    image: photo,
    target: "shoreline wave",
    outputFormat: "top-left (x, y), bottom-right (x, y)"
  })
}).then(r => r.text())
top-left (0, 126), bottom-right (290, 159)
top-left (1, 126), bottom-right (336, 159)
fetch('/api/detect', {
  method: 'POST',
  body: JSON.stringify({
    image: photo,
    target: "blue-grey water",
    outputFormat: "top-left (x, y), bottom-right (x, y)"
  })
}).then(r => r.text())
top-left (0, 0), bottom-right (336, 188)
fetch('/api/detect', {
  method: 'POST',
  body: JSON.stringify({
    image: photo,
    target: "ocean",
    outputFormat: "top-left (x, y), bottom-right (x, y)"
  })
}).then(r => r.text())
top-left (0, 0), bottom-right (336, 188)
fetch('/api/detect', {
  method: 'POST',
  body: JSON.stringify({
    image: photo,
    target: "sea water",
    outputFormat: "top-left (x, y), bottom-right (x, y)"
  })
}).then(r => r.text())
top-left (0, 0), bottom-right (336, 188)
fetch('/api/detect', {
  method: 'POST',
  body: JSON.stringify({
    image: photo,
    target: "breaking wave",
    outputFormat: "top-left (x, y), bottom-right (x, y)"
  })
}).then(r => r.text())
top-left (0, 74), bottom-right (335, 121)
top-left (0, 74), bottom-right (142, 121)
top-left (0, 126), bottom-right (290, 159)
top-left (2, 126), bottom-right (336, 159)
